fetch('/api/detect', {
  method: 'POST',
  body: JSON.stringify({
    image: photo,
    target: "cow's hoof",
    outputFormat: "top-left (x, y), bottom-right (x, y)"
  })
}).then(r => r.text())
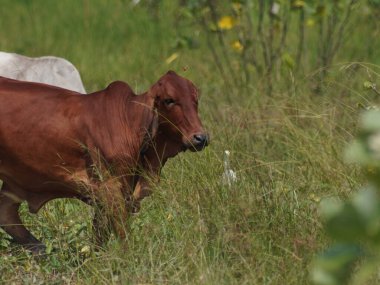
top-left (26, 243), bottom-right (47, 256)
top-left (9, 239), bottom-right (47, 256)
top-left (131, 202), bottom-right (141, 214)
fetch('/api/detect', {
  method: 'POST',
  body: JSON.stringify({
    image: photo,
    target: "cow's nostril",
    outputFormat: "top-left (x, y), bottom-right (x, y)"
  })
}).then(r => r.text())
top-left (187, 133), bottom-right (209, 151)
top-left (193, 134), bottom-right (208, 146)
top-left (194, 134), bottom-right (203, 143)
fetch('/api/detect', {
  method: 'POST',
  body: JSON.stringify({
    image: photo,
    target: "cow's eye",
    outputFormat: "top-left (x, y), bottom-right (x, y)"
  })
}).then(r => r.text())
top-left (163, 98), bottom-right (175, 106)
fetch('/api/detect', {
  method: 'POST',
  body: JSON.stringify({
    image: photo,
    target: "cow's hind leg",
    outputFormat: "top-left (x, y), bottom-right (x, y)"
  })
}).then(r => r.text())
top-left (92, 180), bottom-right (130, 246)
top-left (0, 189), bottom-right (45, 254)
top-left (92, 204), bottom-right (113, 246)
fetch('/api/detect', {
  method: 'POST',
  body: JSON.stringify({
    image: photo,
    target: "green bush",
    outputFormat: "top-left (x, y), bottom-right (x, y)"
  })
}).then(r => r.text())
top-left (313, 109), bottom-right (380, 284)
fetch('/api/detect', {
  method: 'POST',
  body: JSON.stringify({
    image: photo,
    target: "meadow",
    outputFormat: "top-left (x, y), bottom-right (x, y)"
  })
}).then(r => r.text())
top-left (0, 1), bottom-right (379, 284)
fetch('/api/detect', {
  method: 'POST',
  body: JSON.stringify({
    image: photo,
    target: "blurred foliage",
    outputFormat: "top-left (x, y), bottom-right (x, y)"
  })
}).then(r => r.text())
top-left (312, 105), bottom-right (380, 284)
top-left (368, 0), bottom-right (380, 6)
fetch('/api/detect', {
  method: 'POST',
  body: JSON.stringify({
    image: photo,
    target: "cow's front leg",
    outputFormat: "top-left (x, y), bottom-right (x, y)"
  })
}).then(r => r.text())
top-left (131, 160), bottom-right (162, 213)
top-left (131, 177), bottom-right (155, 213)
top-left (132, 139), bottom-right (174, 213)
top-left (92, 180), bottom-right (129, 245)
top-left (0, 186), bottom-right (45, 255)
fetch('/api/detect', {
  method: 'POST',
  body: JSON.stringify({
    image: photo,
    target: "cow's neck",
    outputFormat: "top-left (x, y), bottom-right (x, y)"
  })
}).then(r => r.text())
top-left (131, 131), bottom-right (183, 205)
top-left (85, 86), bottom-right (154, 174)
top-left (142, 131), bottom-right (184, 175)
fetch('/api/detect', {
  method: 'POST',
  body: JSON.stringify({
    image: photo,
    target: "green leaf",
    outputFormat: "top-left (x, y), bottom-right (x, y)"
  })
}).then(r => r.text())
top-left (282, 53), bottom-right (295, 69)
top-left (46, 241), bottom-right (53, 254)
top-left (345, 139), bottom-right (371, 164)
top-left (352, 187), bottom-right (378, 220)
top-left (360, 111), bottom-right (380, 132)
top-left (312, 244), bottom-right (363, 285)
top-left (321, 200), bottom-right (366, 242)
top-left (320, 198), bottom-right (344, 220)
top-left (311, 267), bottom-right (337, 285)
top-left (352, 187), bottom-right (380, 241)
top-left (364, 81), bottom-right (374, 89)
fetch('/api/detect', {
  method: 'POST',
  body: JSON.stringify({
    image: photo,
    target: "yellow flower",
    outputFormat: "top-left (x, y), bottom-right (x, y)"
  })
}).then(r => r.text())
top-left (292, 0), bottom-right (305, 8)
top-left (231, 40), bottom-right (243, 52)
top-left (218, 16), bottom-right (235, 30)
top-left (165, 53), bottom-right (179, 64)
top-left (306, 18), bottom-right (315, 27)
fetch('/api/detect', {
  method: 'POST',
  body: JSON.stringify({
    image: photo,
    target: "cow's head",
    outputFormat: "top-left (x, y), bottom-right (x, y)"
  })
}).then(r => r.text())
top-left (148, 71), bottom-right (209, 152)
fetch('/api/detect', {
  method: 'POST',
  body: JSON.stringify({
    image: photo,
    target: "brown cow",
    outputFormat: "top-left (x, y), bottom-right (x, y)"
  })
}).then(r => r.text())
top-left (0, 71), bottom-right (208, 254)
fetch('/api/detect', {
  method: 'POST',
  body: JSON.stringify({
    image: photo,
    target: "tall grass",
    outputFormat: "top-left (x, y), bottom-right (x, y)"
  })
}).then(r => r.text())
top-left (0, 1), bottom-right (378, 284)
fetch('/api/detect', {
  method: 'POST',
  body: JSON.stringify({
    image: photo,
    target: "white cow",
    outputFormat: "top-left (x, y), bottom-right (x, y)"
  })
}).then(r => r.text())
top-left (0, 51), bottom-right (86, 93)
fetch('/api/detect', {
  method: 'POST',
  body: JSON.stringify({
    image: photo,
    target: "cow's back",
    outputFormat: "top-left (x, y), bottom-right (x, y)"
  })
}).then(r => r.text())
top-left (0, 77), bottom-right (87, 191)
top-left (0, 78), bottom-right (144, 194)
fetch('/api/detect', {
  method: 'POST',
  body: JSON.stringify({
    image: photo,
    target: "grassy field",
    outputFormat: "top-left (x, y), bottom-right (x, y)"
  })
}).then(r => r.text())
top-left (0, 1), bottom-right (379, 284)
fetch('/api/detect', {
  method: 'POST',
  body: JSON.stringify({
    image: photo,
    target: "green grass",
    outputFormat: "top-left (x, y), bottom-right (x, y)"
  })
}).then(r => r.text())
top-left (0, 1), bottom-right (379, 284)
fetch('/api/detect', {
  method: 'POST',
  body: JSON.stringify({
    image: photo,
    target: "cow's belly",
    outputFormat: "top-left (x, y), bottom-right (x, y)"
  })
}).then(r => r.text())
top-left (0, 158), bottom-right (92, 213)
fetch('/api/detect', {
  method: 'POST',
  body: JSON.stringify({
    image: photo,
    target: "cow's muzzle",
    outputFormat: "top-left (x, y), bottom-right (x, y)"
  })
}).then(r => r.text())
top-left (185, 133), bottom-right (209, 152)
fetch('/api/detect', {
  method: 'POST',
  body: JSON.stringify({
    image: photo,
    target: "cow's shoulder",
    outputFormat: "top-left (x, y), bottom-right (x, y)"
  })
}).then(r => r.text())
top-left (105, 81), bottom-right (134, 96)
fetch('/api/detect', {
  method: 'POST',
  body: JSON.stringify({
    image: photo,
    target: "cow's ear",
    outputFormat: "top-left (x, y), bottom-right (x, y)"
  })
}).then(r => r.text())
top-left (141, 96), bottom-right (159, 153)
top-left (148, 108), bottom-right (159, 139)
top-left (148, 83), bottom-right (161, 108)
top-left (166, 70), bottom-right (177, 76)
top-left (146, 92), bottom-right (159, 138)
